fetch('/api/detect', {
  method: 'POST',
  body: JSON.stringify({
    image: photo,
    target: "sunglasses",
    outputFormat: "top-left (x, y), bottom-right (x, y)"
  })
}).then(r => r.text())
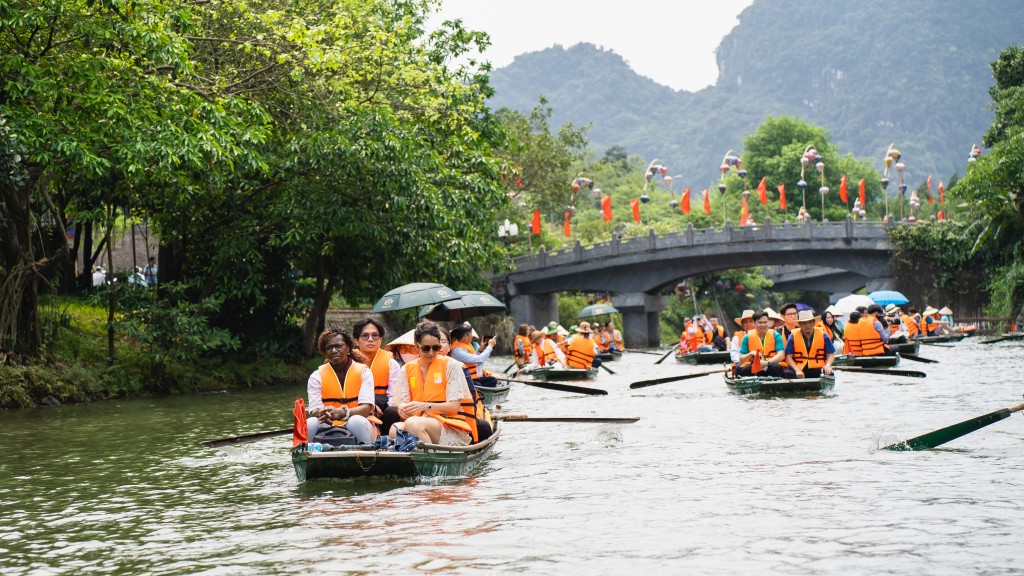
top-left (419, 344), bottom-right (443, 353)
top-left (359, 333), bottom-right (381, 341)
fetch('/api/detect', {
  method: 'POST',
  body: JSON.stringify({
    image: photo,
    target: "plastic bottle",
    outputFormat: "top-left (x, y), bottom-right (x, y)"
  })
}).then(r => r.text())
top-left (307, 442), bottom-right (323, 452)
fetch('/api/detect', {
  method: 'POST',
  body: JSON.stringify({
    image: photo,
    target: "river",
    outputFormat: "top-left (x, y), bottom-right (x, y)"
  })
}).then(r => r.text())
top-left (2, 339), bottom-right (1023, 574)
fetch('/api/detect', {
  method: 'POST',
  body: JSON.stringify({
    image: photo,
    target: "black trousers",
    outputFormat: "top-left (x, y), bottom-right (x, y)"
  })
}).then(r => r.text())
top-left (736, 362), bottom-right (786, 378)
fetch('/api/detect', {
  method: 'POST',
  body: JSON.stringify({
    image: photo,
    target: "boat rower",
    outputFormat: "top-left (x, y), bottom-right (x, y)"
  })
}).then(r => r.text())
top-left (784, 310), bottom-right (835, 379)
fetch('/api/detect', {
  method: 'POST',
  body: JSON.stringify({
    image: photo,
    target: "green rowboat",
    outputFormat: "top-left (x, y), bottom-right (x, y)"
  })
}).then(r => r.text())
top-left (596, 350), bottom-right (623, 362)
top-left (476, 382), bottom-right (511, 407)
top-left (531, 367), bottom-right (598, 381)
top-left (833, 354), bottom-right (901, 368)
top-left (914, 334), bottom-right (967, 344)
top-left (725, 373), bottom-right (836, 395)
top-left (888, 340), bottom-right (920, 355)
top-left (292, 425), bottom-right (500, 482)
top-left (675, 350), bottom-right (732, 365)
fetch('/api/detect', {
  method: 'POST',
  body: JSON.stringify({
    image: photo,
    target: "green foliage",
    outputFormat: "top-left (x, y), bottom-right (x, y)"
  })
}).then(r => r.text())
top-left (986, 261), bottom-right (1024, 326)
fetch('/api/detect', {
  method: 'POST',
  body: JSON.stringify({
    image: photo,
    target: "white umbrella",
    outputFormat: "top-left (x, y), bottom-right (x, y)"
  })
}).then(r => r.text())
top-left (831, 294), bottom-right (876, 321)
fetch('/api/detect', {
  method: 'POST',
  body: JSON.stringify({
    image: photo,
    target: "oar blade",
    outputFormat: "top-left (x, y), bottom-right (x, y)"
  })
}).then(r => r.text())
top-left (500, 378), bottom-right (607, 396)
top-left (900, 353), bottom-right (938, 364)
top-left (653, 348), bottom-right (676, 365)
top-left (834, 367), bottom-right (927, 378)
top-left (882, 408), bottom-right (1013, 451)
top-left (629, 367), bottom-right (728, 389)
top-left (980, 337), bottom-right (1009, 345)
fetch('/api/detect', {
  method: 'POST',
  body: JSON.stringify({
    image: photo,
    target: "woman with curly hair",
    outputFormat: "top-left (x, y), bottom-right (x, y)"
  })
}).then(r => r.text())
top-left (306, 327), bottom-right (378, 444)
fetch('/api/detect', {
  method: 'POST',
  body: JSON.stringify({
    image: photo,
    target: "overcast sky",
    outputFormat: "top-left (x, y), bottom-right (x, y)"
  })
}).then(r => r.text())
top-left (430, 0), bottom-right (755, 92)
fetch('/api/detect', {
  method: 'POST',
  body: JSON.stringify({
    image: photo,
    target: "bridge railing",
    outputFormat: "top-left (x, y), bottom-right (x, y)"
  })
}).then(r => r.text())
top-left (514, 218), bottom-right (894, 272)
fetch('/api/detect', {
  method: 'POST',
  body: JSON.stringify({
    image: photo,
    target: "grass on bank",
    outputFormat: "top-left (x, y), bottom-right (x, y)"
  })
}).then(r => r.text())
top-left (0, 295), bottom-right (315, 410)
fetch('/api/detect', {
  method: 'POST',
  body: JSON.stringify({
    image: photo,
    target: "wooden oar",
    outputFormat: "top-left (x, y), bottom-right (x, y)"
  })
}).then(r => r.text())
top-left (503, 361), bottom-right (518, 373)
top-left (598, 362), bottom-right (616, 375)
top-left (980, 335), bottom-right (1018, 345)
top-left (920, 342), bottom-right (955, 347)
top-left (499, 377), bottom-right (607, 396)
top-left (625, 349), bottom-right (668, 356)
top-left (204, 428), bottom-right (290, 448)
top-left (833, 366), bottom-right (927, 378)
top-left (899, 353), bottom-right (938, 364)
top-left (494, 414), bottom-right (639, 423)
top-left (630, 366), bottom-right (730, 389)
top-left (882, 398), bottom-right (1024, 451)
top-left (653, 347), bottom-right (677, 365)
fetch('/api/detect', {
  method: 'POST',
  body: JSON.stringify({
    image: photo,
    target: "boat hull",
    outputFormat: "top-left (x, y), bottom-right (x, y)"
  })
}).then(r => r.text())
top-left (596, 351), bottom-right (622, 362)
top-left (476, 383), bottom-right (511, 407)
top-left (531, 367), bottom-right (598, 380)
top-left (888, 340), bottom-right (920, 355)
top-left (676, 350), bottom-right (732, 365)
top-left (292, 427), bottom-right (500, 482)
top-left (725, 374), bottom-right (836, 395)
top-left (834, 354), bottom-right (901, 368)
top-left (914, 334), bottom-right (966, 344)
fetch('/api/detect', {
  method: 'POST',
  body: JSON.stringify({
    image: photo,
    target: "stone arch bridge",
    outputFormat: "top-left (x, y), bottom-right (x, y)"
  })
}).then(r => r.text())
top-left (491, 218), bottom-right (901, 347)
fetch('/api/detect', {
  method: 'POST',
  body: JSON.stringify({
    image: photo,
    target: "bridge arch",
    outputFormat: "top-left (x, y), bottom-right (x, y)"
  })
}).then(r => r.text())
top-left (494, 217), bottom-right (899, 346)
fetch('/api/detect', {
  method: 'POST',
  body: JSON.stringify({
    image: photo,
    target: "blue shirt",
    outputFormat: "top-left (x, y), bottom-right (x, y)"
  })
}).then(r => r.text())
top-left (449, 344), bottom-right (494, 367)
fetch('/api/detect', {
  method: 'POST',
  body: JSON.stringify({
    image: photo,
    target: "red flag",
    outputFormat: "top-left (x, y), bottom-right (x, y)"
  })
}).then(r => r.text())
top-left (601, 195), bottom-right (613, 221)
top-left (757, 177), bottom-right (767, 204)
top-left (702, 189), bottom-right (711, 215)
top-left (531, 209), bottom-right (541, 234)
top-left (630, 199), bottom-right (641, 222)
top-left (293, 398), bottom-right (308, 447)
top-left (858, 178), bottom-right (866, 207)
top-left (937, 210), bottom-right (944, 221)
top-left (752, 350), bottom-right (762, 374)
top-left (927, 175), bottom-right (933, 204)
top-left (680, 187), bottom-right (690, 214)
top-left (563, 211), bottom-right (571, 237)
top-left (777, 184), bottom-right (787, 211)
top-left (740, 195), bottom-right (750, 226)
top-left (938, 181), bottom-right (945, 204)
top-left (839, 175), bottom-right (848, 203)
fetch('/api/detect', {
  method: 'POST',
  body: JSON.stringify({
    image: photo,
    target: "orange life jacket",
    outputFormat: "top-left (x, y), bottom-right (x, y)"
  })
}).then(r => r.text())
top-left (514, 334), bottom-right (533, 364)
top-left (403, 356), bottom-right (477, 442)
top-left (686, 324), bottom-right (704, 352)
top-left (911, 314), bottom-right (923, 336)
top-left (597, 330), bottom-right (612, 351)
top-left (450, 341), bottom-right (482, 380)
top-left (319, 361), bottom-right (379, 426)
top-left (365, 349), bottom-right (393, 408)
top-left (901, 313), bottom-right (925, 336)
top-left (611, 329), bottom-right (624, 349)
top-left (566, 335), bottom-right (597, 369)
top-left (534, 338), bottom-right (559, 365)
top-left (704, 325), bottom-right (725, 345)
top-left (791, 327), bottom-right (828, 369)
top-left (844, 319), bottom-right (886, 356)
top-left (742, 328), bottom-right (787, 367)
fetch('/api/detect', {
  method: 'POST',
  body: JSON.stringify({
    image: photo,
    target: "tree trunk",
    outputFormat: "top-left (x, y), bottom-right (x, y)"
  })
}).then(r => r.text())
top-left (303, 254), bottom-right (337, 357)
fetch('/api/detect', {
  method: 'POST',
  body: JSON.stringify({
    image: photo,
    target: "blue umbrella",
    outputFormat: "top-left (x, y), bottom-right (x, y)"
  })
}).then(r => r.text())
top-left (869, 290), bottom-right (910, 306)
top-left (795, 302), bottom-right (813, 311)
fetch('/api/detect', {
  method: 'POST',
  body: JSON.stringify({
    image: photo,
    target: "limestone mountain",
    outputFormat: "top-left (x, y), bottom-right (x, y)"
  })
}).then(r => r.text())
top-left (487, 0), bottom-right (1023, 187)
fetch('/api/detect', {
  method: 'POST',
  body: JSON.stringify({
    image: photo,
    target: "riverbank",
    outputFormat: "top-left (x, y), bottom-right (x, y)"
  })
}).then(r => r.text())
top-left (0, 297), bottom-right (314, 410)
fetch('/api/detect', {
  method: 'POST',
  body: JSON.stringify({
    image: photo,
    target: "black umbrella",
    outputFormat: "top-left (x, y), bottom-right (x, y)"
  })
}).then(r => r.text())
top-left (418, 290), bottom-right (507, 322)
top-left (371, 282), bottom-right (462, 313)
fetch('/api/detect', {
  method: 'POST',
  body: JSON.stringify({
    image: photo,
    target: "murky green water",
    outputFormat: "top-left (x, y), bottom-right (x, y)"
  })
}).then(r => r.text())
top-left (2, 340), bottom-right (1023, 574)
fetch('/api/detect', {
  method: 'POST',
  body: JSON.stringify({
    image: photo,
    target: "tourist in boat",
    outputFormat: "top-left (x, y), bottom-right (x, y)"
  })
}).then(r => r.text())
top-left (705, 314), bottom-right (730, 352)
top-left (899, 308), bottom-right (920, 339)
top-left (605, 320), bottom-right (624, 351)
top-left (736, 310), bottom-right (790, 377)
top-left (843, 310), bottom-right (889, 356)
top-left (389, 320), bottom-right (478, 446)
top-left (353, 318), bottom-right (401, 421)
top-left (730, 309), bottom-right (755, 363)
top-left (565, 322), bottom-right (602, 369)
top-left (523, 329), bottom-right (566, 371)
top-left (921, 306), bottom-right (943, 335)
top-left (817, 310), bottom-right (844, 346)
top-left (785, 311), bottom-right (836, 379)
top-left (883, 304), bottom-right (909, 344)
top-left (907, 307), bottom-right (924, 337)
top-left (542, 321), bottom-right (569, 354)
top-left (449, 325), bottom-right (499, 389)
top-left (513, 323), bottom-right (533, 368)
top-left (779, 303), bottom-right (799, 341)
top-left (306, 327), bottom-right (379, 445)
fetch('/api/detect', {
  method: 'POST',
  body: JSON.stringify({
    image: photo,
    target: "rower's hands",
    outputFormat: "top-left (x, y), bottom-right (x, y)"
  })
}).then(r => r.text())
top-left (822, 365), bottom-right (834, 376)
top-left (794, 370), bottom-right (805, 379)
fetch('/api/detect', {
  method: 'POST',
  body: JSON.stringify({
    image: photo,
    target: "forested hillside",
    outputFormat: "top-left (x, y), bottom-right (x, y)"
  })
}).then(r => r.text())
top-left (488, 0), bottom-right (1023, 186)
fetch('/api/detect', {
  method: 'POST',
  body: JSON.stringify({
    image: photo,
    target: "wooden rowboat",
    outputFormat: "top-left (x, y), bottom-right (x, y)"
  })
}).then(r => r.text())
top-left (914, 334), bottom-right (966, 344)
top-left (596, 350), bottom-right (623, 362)
top-left (725, 373), bottom-right (836, 395)
top-left (888, 340), bottom-right (920, 355)
top-left (291, 424), bottom-right (500, 482)
top-left (675, 350), bottom-right (732, 365)
top-left (476, 382), bottom-right (511, 407)
top-left (530, 367), bottom-right (598, 381)
top-left (833, 354), bottom-right (901, 368)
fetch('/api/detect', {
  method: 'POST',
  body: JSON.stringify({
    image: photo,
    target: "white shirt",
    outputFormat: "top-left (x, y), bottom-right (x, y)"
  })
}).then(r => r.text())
top-left (306, 362), bottom-right (375, 413)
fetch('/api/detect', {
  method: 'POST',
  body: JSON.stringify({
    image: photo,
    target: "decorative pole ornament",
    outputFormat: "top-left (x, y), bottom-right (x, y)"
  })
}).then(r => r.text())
top-left (798, 145), bottom-right (823, 217)
top-left (881, 144), bottom-right (902, 222)
top-left (719, 150), bottom-right (742, 194)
